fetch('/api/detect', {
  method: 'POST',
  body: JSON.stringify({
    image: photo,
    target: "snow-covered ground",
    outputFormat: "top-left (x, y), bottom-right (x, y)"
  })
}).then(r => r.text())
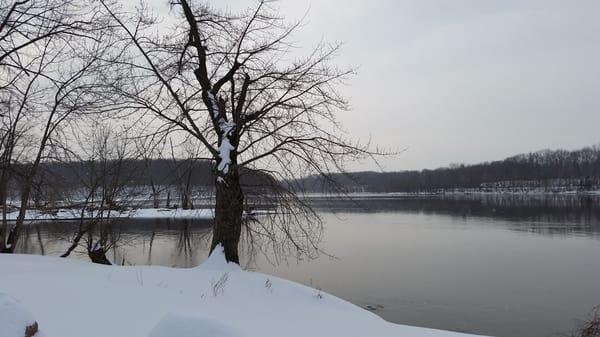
top-left (0, 250), bottom-right (482, 337)
top-left (2, 208), bottom-right (276, 223)
top-left (1, 208), bottom-right (215, 222)
top-left (0, 293), bottom-right (41, 337)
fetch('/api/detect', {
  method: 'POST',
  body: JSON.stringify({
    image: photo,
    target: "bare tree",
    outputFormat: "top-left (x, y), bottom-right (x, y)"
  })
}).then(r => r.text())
top-left (0, 0), bottom-right (116, 252)
top-left (135, 137), bottom-right (169, 209)
top-left (166, 138), bottom-right (197, 210)
top-left (60, 122), bottom-right (139, 264)
top-left (0, 0), bottom-right (95, 75)
top-left (100, 0), bottom-right (381, 263)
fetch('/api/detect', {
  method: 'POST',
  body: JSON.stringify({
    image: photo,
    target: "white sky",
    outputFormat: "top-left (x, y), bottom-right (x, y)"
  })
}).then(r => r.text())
top-left (154, 0), bottom-right (600, 171)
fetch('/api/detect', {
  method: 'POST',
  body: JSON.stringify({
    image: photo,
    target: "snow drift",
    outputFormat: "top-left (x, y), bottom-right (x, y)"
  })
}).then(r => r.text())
top-left (0, 248), bottom-right (482, 337)
top-left (0, 293), bottom-right (41, 337)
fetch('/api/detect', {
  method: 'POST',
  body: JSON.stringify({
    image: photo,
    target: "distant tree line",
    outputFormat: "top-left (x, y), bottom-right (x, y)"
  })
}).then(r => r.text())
top-left (298, 146), bottom-right (600, 193)
top-left (2, 159), bottom-right (274, 207)
top-left (9, 146), bottom-right (600, 203)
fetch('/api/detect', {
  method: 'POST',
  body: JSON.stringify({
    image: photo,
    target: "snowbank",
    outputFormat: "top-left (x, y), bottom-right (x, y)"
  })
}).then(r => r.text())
top-left (1, 208), bottom-right (215, 222)
top-left (0, 250), bottom-right (482, 337)
top-left (2, 208), bottom-right (273, 222)
top-left (148, 312), bottom-right (243, 337)
top-left (0, 293), bottom-right (40, 337)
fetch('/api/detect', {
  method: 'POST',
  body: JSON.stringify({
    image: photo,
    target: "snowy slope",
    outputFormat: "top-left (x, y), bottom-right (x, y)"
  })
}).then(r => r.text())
top-left (0, 293), bottom-right (40, 337)
top-left (0, 251), bottom-right (483, 337)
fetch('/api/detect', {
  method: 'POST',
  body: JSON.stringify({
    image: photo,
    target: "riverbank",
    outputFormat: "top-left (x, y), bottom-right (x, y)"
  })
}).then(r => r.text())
top-left (1, 208), bottom-right (214, 222)
top-left (0, 249), bottom-right (481, 337)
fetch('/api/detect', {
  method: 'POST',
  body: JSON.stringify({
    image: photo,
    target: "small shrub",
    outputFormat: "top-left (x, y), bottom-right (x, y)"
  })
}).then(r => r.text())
top-left (211, 272), bottom-right (229, 297)
top-left (265, 279), bottom-right (273, 293)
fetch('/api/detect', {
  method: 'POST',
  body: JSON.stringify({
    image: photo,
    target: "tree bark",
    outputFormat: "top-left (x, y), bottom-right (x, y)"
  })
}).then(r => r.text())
top-left (210, 168), bottom-right (244, 264)
top-left (3, 179), bottom-right (33, 253)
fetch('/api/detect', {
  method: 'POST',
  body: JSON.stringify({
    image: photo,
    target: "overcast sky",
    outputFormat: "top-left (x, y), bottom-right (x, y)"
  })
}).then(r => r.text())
top-left (158, 0), bottom-right (600, 171)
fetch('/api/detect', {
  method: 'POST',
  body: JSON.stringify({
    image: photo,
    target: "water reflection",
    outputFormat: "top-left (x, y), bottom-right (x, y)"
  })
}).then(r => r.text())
top-left (18, 195), bottom-right (600, 263)
top-left (312, 195), bottom-right (600, 237)
top-left (17, 219), bottom-right (213, 267)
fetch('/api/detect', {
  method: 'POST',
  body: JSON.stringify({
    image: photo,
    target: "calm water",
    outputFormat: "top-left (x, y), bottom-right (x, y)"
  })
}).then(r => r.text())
top-left (16, 195), bottom-right (600, 337)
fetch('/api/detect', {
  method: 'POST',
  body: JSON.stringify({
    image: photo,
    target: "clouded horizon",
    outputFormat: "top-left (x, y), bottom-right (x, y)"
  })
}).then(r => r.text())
top-left (158, 0), bottom-right (600, 171)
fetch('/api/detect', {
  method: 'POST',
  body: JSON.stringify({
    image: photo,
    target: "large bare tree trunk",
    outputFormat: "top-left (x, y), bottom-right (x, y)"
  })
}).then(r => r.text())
top-left (210, 169), bottom-right (244, 264)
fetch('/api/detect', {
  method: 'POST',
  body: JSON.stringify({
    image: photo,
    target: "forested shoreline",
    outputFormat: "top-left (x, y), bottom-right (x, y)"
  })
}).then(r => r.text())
top-left (299, 146), bottom-right (600, 193)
